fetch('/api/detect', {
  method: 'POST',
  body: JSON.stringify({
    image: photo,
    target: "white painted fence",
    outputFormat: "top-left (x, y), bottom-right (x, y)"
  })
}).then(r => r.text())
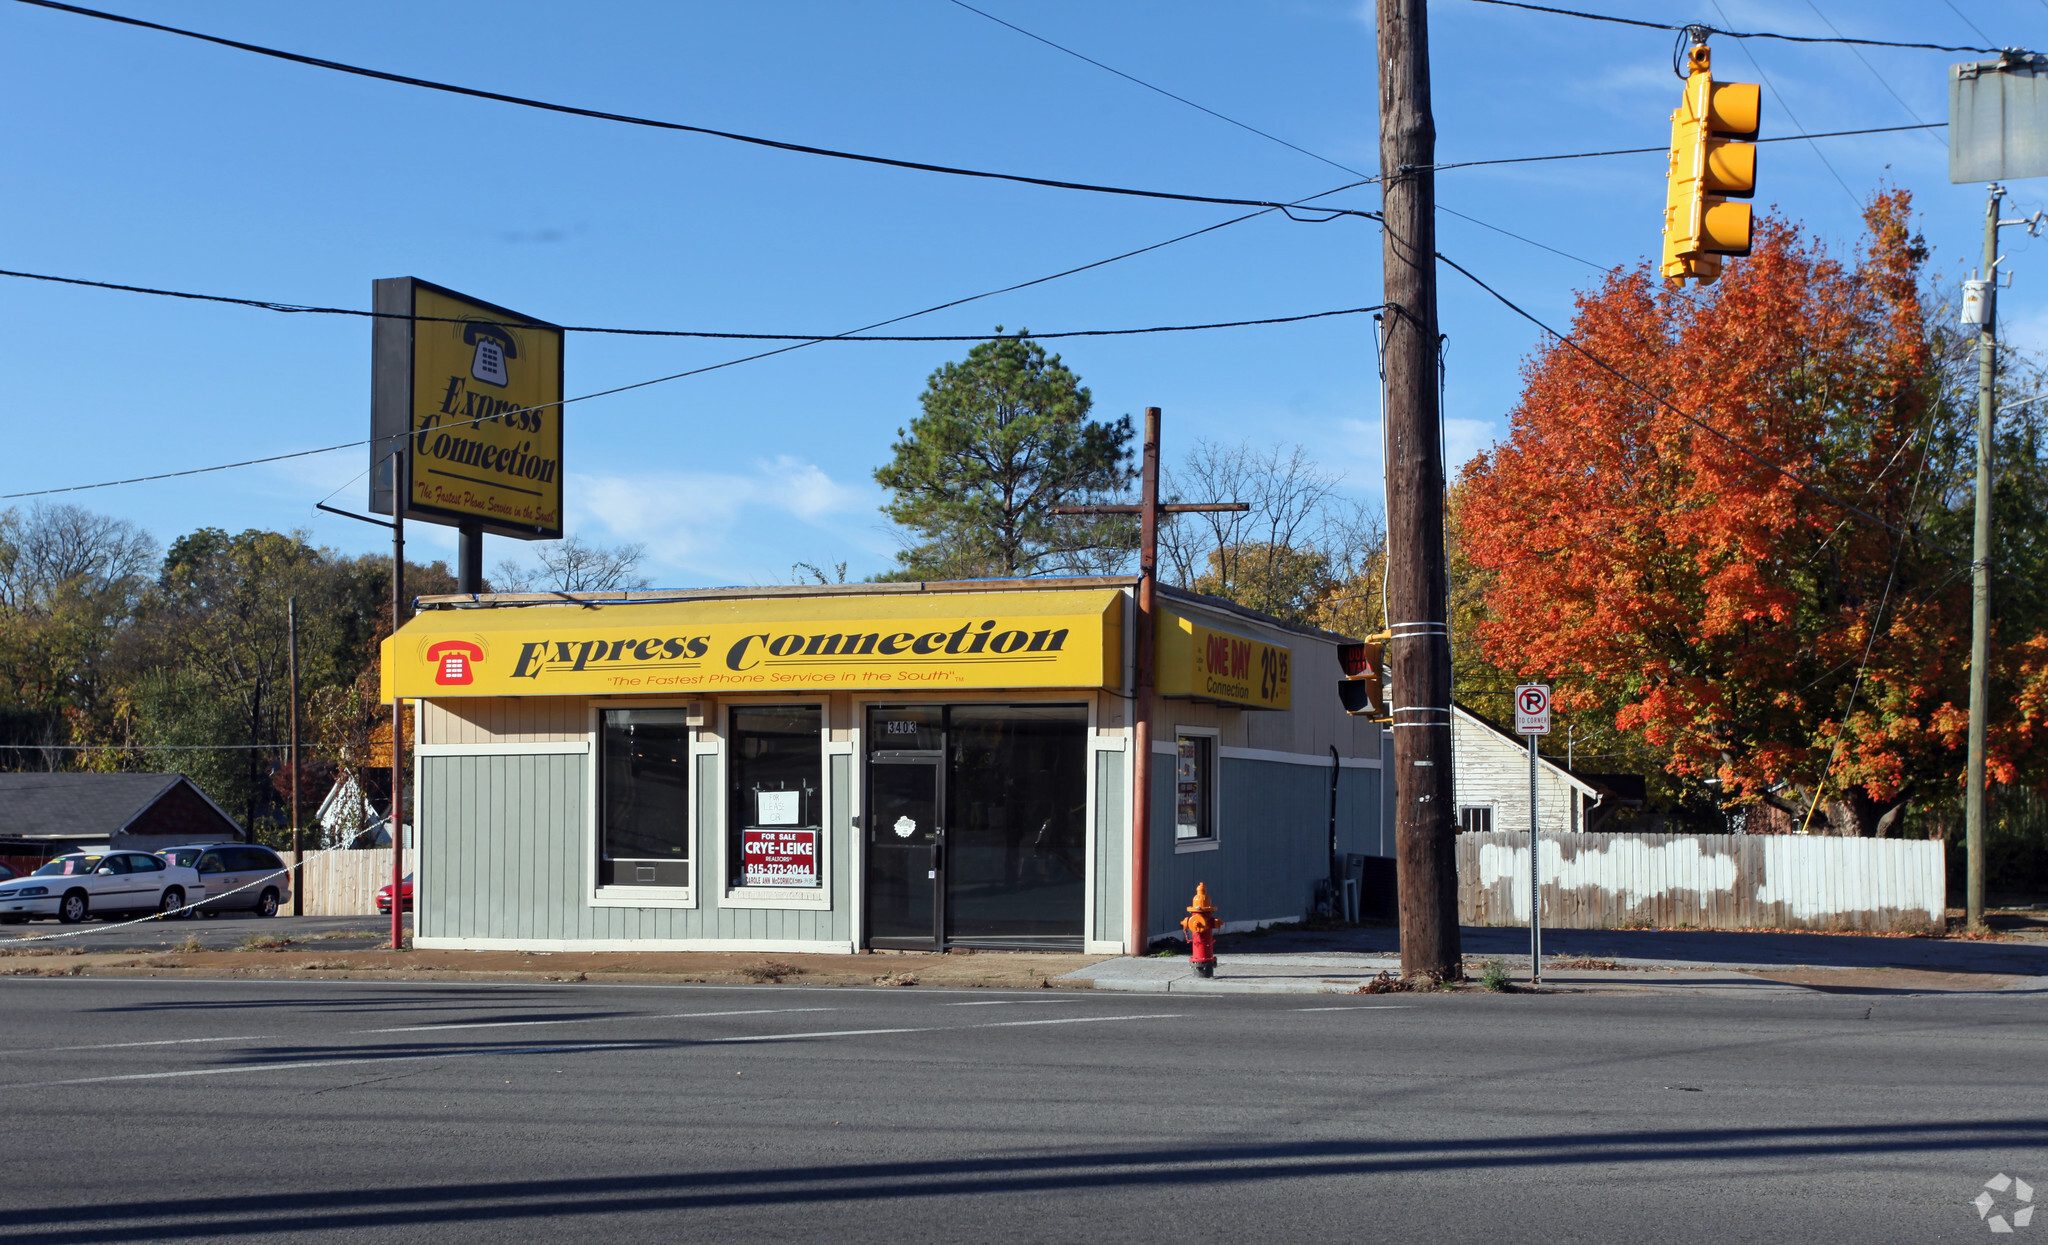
top-left (277, 848), bottom-right (409, 917)
top-left (1457, 832), bottom-right (1945, 933)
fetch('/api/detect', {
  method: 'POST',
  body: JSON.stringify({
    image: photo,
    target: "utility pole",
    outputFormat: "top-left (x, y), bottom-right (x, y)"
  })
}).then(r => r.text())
top-left (390, 445), bottom-right (408, 952)
top-left (1378, 0), bottom-right (1461, 981)
top-left (1966, 184), bottom-right (2004, 931)
top-left (288, 596), bottom-right (301, 918)
top-left (1052, 408), bottom-right (1245, 954)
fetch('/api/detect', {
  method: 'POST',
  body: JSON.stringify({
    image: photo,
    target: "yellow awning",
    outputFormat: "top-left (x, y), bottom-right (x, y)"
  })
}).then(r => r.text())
top-left (381, 588), bottom-right (1123, 700)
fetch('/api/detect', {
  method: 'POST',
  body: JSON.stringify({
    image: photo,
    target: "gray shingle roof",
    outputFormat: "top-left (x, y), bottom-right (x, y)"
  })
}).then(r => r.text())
top-left (0, 772), bottom-right (188, 839)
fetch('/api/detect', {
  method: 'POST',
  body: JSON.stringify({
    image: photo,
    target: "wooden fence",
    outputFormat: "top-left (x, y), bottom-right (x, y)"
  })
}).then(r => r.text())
top-left (1457, 831), bottom-right (1946, 933)
top-left (278, 848), bottom-right (409, 917)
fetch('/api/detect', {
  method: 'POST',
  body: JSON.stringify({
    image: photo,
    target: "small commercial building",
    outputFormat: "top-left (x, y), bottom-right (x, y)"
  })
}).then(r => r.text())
top-left (383, 577), bottom-right (1391, 954)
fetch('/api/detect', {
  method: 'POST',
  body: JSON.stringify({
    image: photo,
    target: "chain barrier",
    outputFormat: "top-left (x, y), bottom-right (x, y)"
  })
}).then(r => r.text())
top-left (0, 836), bottom-right (403, 945)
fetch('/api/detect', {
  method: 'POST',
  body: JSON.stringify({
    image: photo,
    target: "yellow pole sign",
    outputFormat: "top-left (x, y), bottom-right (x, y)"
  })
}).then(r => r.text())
top-left (1156, 608), bottom-right (1292, 710)
top-left (371, 277), bottom-right (564, 539)
top-left (381, 590), bottom-right (1124, 700)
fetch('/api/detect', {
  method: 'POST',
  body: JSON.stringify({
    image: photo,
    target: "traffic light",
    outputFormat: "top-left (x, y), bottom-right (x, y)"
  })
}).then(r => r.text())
top-left (1338, 633), bottom-right (1391, 720)
top-left (1662, 43), bottom-right (1759, 284)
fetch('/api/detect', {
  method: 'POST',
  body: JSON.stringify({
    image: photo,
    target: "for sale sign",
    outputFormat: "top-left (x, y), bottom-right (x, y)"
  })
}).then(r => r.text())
top-left (741, 828), bottom-right (818, 887)
top-left (1513, 683), bottom-right (1552, 735)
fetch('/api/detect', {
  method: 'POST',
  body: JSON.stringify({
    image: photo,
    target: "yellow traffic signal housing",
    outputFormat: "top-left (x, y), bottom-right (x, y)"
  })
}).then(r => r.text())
top-left (1662, 44), bottom-right (1759, 283)
top-left (1338, 633), bottom-right (1391, 720)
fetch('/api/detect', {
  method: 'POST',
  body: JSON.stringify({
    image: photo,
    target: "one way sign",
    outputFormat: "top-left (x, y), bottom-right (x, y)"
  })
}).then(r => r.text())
top-left (1513, 684), bottom-right (1551, 736)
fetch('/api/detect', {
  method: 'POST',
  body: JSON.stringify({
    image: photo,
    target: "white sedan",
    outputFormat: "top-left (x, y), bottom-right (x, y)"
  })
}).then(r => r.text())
top-left (0, 852), bottom-right (206, 925)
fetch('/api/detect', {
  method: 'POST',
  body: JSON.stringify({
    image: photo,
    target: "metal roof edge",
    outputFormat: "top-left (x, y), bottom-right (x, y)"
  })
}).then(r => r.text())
top-left (415, 575), bottom-right (1141, 611)
top-left (1155, 584), bottom-right (1360, 645)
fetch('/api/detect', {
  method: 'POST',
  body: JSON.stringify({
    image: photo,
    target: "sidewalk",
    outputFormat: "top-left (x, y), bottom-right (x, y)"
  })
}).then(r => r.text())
top-left (1061, 920), bottom-right (2048, 996)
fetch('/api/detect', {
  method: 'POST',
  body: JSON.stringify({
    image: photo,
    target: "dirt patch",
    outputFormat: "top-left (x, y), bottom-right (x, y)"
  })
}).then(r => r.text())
top-left (25, 947), bottom-right (1105, 990)
top-left (1738, 967), bottom-right (2030, 993)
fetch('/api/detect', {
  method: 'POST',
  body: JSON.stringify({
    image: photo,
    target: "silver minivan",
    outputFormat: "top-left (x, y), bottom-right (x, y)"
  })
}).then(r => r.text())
top-left (160, 845), bottom-right (292, 918)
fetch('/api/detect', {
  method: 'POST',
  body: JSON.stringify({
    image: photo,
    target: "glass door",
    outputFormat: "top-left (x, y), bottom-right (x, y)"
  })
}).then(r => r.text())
top-left (865, 757), bottom-right (942, 948)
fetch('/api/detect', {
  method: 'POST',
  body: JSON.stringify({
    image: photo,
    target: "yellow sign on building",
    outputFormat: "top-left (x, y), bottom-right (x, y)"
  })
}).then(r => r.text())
top-left (1156, 607), bottom-right (1292, 710)
top-left (372, 278), bottom-right (564, 539)
top-left (383, 589), bottom-right (1124, 700)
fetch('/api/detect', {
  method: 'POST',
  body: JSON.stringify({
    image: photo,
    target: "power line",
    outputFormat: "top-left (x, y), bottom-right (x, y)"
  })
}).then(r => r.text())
top-left (11, 0), bottom-right (1377, 220)
top-left (1802, 1), bottom-right (1946, 149)
top-left (1710, 0), bottom-right (1862, 212)
top-left (1426, 124), bottom-right (1944, 171)
top-left (1456, 0), bottom-right (2001, 53)
top-left (0, 267), bottom-right (1374, 342)
top-left (1940, 0), bottom-right (1998, 50)
top-left (10, 743), bottom-right (285, 750)
top-left (2, 187), bottom-right (1363, 501)
top-left (941, 0), bottom-right (1366, 180)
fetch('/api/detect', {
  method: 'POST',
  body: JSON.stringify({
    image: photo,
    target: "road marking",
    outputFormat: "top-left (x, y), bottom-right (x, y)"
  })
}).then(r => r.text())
top-left (361, 1007), bottom-right (836, 1034)
top-left (0, 1042), bottom-right (638, 1089)
top-left (974, 1013), bottom-right (1183, 1028)
top-left (1292, 1005), bottom-right (1413, 1012)
top-left (940, 999), bottom-right (1083, 1006)
top-left (26, 1034), bottom-right (273, 1053)
top-left (712, 1026), bottom-right (941, 1044)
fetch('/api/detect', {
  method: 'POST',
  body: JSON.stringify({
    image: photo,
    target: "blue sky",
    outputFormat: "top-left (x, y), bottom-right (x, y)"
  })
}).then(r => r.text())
top-left (2, 0), bottom-right (2043, 587)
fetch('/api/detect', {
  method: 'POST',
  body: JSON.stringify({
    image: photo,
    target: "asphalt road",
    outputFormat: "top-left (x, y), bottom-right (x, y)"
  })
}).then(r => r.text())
top-left (1, 977), bottom-right (2041, 1243)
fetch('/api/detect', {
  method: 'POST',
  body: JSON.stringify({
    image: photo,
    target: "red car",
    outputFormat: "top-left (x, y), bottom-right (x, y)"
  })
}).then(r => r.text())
top-left (376, 875), bottom-right (413, 914)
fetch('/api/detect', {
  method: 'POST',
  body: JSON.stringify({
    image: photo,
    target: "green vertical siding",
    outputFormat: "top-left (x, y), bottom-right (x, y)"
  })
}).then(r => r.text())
top-left (419, 751), bottom-right (852, 946)
top-left (1093, 749), bottom-right (1124, 945)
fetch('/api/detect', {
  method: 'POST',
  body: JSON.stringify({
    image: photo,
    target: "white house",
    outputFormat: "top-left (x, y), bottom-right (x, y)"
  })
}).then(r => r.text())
top-left (1451, 703), bottom-right (1602, 835)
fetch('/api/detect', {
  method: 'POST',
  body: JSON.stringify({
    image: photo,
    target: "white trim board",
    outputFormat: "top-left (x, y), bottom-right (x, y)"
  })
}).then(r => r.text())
top-left (1148, 742), bottom-right (1380, 769)
top-left (417, 741), bottom-right (590, 756)
top-left (1222, 746), bottom-right (1382, 770)
top-left (413, 936), bottom-right (857, 954)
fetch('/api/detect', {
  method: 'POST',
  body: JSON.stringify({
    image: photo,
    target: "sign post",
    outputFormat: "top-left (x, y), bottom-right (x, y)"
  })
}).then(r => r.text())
top-left (1514, 683), bottom-right (1551, 983)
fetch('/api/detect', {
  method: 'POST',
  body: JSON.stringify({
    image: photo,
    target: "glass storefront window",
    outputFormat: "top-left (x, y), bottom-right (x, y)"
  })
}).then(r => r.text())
top-left (1175, 733), bottom-right (1214, 842)
top-left (598, 709), bottom-right (693, 888)
top-left (729, 705), bottom-right (823, 888)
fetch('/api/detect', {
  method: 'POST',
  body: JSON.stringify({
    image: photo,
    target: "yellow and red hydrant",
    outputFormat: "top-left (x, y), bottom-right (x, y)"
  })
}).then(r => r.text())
top-left (1181, 883), bottom-right (1221, 979)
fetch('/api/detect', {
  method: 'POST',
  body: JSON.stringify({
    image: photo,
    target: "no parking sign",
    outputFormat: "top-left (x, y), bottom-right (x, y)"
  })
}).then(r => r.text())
top-left (1513, 684), bottom-right (1551, 736)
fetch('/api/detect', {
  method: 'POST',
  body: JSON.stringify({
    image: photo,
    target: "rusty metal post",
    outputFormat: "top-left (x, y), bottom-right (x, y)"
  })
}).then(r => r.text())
top-left (1130, 407), bottom-right (1161, 955)
top-left (288, 596), bottom-right (302, 917)
top-left (390, 445), bottom-right (407, 953)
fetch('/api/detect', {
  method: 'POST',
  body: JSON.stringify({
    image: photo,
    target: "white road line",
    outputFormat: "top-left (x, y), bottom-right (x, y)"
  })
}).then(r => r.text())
top-left (26, 1034), bottom-right (273, 1053)
top-left (975, 1013), bottom-right (1183, 1028)
top-left (939, 999), bottom-right (1083, 1006)
top-left (362, 1007), bottom-right (836, 1034)
top-left (1, 1042), bottom-right (637, 1089)
top-left (711, 1026), bottom-right (941, 1044)
top-left (1292, 1005), bottom-right (1413, 1012)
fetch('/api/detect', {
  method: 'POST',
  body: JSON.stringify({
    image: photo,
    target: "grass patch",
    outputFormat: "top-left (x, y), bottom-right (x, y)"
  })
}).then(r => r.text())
top-left (739, 961), bottom-right (802, 984)
top-left (1480, 958), bottom-right (1512, 992)
top-left (236, 934), bottom-right (295, 952)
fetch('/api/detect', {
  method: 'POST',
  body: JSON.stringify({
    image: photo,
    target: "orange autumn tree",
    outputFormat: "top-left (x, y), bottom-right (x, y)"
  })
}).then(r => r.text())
top-left (1460, 192), bottom-right (2048, 837)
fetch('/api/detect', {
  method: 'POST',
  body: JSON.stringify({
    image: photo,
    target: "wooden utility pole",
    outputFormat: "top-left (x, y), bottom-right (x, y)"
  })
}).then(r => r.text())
top-left (288, 596), bottom-right (301, 917)
top-left (1053, 407), bottom-right (1245, 954)
top-left (1378, 0), bottom-right (1462, 980)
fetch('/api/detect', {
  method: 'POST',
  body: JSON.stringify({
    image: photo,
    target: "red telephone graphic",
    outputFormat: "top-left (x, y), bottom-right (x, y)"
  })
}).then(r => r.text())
top-left (427, 641), bottom-right (484, 686)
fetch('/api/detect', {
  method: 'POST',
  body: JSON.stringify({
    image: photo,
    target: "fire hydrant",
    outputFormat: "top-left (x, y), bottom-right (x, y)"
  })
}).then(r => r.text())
top-left (1181, 883), bottom-right (1220, 979)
